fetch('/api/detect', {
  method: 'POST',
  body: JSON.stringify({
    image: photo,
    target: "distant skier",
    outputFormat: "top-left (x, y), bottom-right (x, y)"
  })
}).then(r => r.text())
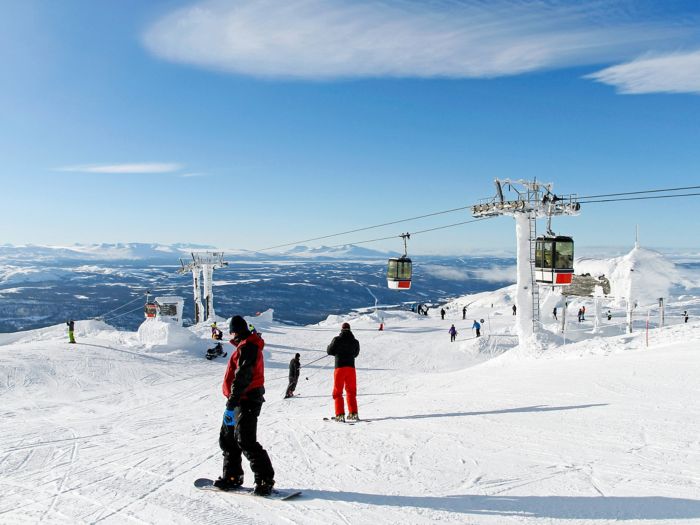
top-left (214, 315), bottom-right (275, 496)
top-left (440, 308), bottom-right (446, 320)
top-left (327, 322), bottom-right (360, 422)
top-left (449, 324), bottom-right (457, 342)
top-left (607, 310), bottom-right (612, 321)
top-left (552, 307), bottom-right (558, 320)
top-left (472, 319), bottom-right (481, 338)
top-left (684, 310), bottom-right (689, 323)
top-left (285, 353), bottom-right (301, 399)
top-left (66, 320), bottom-right (76, 344)
top-left (512, 305), bottom-right (517, 315)
top-left (462, 306), bottom-right (467, 320)
top-left (577, 308), bottom-right (583, 323)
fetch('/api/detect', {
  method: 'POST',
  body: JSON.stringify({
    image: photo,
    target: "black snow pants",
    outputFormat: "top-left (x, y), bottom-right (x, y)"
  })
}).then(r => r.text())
top-left (219, 400), bottom-right (274, 483)
top-left (286, 377), bottom-right (298, 397)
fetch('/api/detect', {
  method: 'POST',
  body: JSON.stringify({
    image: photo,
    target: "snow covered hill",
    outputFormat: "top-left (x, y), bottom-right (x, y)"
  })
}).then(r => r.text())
top-left (1, 283), bottom-right (699, 524)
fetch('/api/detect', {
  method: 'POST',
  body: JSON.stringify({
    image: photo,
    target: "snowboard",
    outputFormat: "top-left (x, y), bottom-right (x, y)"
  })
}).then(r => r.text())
top-left (206, 352), bottom-right (227, 361)
top-left (194, 478), bottom-right (301, 500)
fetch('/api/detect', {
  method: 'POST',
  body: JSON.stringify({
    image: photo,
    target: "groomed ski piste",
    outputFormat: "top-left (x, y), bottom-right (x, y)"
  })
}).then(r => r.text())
top-left (1, 247), bottom-right (700, 524)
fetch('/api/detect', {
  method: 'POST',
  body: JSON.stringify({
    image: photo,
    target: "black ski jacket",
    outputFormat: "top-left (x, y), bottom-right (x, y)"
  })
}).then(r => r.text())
top-left (327, 331), bottom-right (360, 369)
top-left (289, 358), bottom-right (300, 380)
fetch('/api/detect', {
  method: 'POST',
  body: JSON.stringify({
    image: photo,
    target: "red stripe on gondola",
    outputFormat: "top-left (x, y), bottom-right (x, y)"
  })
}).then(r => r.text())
top-left (555, 273), bottom-right (573, 284)
top-left (398, 281), bottom-right (411, 289)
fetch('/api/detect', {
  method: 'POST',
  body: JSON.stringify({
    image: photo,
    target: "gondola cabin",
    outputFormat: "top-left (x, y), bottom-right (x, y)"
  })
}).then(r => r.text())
top-left (144, 302), bottom-right (158, 319)
top-left (387, 256), bottom-right (412, 290)
top-left (535, 236), bottom-right (574, 285)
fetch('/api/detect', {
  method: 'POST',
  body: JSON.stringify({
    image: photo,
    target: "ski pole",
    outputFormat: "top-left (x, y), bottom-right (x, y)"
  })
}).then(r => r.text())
top-left (304, 354), bottom-right (332, 380)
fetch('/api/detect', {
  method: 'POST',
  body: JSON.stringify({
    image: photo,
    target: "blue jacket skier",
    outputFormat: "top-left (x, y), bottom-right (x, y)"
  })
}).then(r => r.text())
top-left (472, 320), bottom-right (481, 338)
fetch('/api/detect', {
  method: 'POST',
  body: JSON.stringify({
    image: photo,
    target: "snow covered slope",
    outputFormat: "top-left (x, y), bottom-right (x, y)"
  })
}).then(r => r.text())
top-left (1, 289), bottom-right (699, 524)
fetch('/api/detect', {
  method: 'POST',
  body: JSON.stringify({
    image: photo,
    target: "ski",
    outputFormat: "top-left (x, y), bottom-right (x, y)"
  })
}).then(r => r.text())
top-left (194, 478), bottom-right (301, 500)
top-left (322, 417), bottom-right (367, 425)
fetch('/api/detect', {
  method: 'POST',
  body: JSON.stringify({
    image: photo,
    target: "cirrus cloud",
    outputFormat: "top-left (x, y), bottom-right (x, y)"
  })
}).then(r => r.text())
top-left (143, 0), bottom-right (690, 80)
top-left (56, 163), bottom-right (183, 174)
top-left (587, 49), bottom-right (700, 94)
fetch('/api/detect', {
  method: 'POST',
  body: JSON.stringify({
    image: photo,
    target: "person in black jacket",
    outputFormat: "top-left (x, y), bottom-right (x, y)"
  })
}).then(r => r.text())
top-left (285, 353), bottom-right (301, 399)
top-left (327, 322), bottom-right (360, 422)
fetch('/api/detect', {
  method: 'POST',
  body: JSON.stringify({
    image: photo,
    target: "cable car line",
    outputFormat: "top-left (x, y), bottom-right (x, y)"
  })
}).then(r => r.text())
top-left (321, 217), bottom-right (492, 249)
top-left (256, 205), bottom-right (473, 252)
top-left (577, 184), bottom-right (700, 200)
top-left (579, 192), bottom-right (700, 204)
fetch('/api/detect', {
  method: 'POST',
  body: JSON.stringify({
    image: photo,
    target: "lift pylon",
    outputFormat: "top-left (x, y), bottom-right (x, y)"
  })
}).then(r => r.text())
top-left (178, 251), bottom-right (229, 324)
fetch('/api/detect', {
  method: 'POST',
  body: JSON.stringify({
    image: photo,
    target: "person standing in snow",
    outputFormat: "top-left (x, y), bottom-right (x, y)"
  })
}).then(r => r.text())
top-left (472, 319), bottom-right (481, 338)
top-left (512, 305), bottom-right (517, 315)
top-left (449, 324), bottom-right (457, 342)
top-left (581, 305), bottom-right (586, 321)
top-left (215, 315), bottom-right (275, 496)
top-left (552, 307), bottom-right (558, 320)
top-left (327, 322), bottom-right (360, 422)
top-left (684, 310), bottom-right (689, 323)
top-left (440, 308), bottom-right (446, 320)
top-left (577, 308), bottom-right (583, 322)
top-left (285, 353), bottom-right (301, 399)
top-left (607, 310), bottom-right (612, 321)
top-left (66, 320), bottom-right (76, 344)
top-left (462, 306), bottom-right (467, 320)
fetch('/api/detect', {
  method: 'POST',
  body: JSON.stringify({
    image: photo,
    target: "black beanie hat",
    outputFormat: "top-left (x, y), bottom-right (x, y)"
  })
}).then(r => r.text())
top-left (229, 315), bottom-right (249, 335)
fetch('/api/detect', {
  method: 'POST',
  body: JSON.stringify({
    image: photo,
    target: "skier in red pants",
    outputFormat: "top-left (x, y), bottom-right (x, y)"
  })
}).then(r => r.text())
top-left (327, 322), bottom-right (360, 422)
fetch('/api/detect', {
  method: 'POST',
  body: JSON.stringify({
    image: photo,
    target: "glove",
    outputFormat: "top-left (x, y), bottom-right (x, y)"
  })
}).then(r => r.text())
top-left (223, 409), bottom-right (236, 427)
top-left (226, 396), bottom-right (238, 410)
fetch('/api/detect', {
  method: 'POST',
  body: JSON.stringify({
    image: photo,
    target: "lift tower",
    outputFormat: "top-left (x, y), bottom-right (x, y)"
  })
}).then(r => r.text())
top-left (472, 180), bottom-right (580, 344)
top-left (178, 251), bottom-right (228, 324)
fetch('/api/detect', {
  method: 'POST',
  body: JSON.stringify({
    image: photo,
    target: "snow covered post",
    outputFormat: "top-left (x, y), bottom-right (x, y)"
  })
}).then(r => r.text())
top-left (659, 297), bottom-right (664, 328)
top-left (514, 213), bottom-right (535, 341)
top-left (202, 264), bottom-right (215, 322)
top-left (192, 268), bottom-right (203, 324)
top-left (627, 300), bottom-right (634, 334)
top-left (592, 286), bottom-right (603, 334)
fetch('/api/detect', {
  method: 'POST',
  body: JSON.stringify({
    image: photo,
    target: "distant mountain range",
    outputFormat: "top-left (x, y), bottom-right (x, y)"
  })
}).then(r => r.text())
top-left (0, 242), bottom-right (399, 263)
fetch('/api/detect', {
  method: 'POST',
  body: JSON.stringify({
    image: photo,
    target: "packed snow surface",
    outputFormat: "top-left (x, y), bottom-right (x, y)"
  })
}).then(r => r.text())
top-left (1, 286), bottom-right (699, 524)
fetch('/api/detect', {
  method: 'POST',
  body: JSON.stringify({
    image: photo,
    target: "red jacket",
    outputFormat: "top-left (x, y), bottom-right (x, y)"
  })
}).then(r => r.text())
top-left (222, 332), bottom-right (265, 401)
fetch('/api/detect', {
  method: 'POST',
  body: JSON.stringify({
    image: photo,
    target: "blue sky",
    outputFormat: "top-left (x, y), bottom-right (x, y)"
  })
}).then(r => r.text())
top-left (1, 0), bottom-right (699, 254)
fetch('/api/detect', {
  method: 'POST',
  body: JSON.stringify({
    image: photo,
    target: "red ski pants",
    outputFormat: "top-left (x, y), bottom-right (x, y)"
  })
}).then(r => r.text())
top-left (332, 367), bottom-right (357, 416)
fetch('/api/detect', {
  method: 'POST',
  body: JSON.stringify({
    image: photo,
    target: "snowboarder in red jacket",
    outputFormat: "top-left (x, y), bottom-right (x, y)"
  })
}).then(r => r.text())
top-left (327, 322), bottom-right (360, 422)
top-left (215, 315), bottom-right (275, 496)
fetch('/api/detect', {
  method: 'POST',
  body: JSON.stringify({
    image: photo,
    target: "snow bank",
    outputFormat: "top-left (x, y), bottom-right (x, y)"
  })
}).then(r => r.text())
top-left (577, 245), bottom-right (680, 306)
top-left (137, 319), bottom-right (201, 351)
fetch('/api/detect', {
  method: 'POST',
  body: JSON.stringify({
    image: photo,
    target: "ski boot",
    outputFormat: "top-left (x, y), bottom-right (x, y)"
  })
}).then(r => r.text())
top-left (213, 474), bottom-right (244, 491)
top-left (333, 414), bottom-right (345, 423)
top-left (346, 412), bottom-right (359, 422)
top-left (253, 479), bottom-right (275, 496)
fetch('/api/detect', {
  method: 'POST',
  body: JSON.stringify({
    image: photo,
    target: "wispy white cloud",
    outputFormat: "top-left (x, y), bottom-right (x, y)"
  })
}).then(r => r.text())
top-left (57, 163), bottom-right (183, 174)
top-left (587, 49), bottom-right (700, 94)
top-left (179, 172), bottom-right (206, 178)
top-left (143, 0), bottom-right (689, 80)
